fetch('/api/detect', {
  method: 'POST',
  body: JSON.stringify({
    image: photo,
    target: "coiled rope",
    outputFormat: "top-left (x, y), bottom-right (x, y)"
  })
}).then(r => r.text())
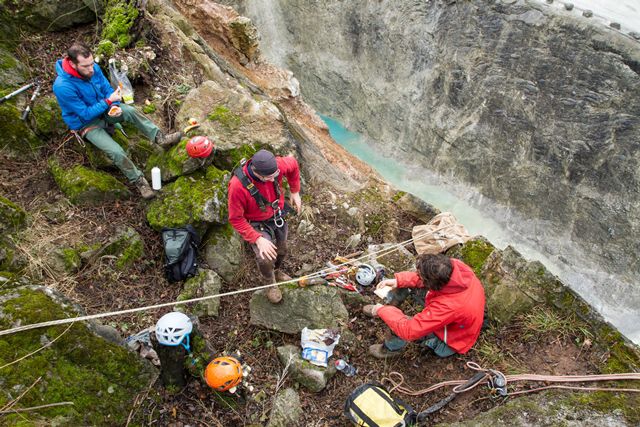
top-left (0, 226), bottom-right (447, 337)
top-left (384, 362), bottom-right (640, 398)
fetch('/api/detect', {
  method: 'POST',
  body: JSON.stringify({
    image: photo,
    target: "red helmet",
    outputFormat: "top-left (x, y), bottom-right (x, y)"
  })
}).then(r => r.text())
top-left (186, 136), bottom-right (214, 158)
top-left (204, 356), bottom-right (243, 391)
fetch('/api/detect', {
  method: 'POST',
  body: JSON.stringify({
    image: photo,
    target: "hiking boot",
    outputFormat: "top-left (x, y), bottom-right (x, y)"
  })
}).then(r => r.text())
top-left (134, 176), bottom-right (155, 200)
top-left (266, 286), bottom-right (282, 304)
top-left (362, 304), bottom-right (380, 318)
top-left (369, 343), bottom-right (403, 359)
top-left (274, 270), bottom-right (292, 283)
top-left (156, 131), bottom-right (183, 149)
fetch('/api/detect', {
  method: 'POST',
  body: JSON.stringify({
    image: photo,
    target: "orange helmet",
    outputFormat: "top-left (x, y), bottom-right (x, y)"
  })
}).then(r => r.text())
top-left (186, 136), bottom-right (214, 158)
top-left (204, 356), bottom-right (243, 391)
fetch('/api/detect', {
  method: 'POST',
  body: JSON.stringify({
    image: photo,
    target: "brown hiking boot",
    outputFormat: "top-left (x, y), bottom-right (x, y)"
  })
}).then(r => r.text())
top-left (156, 131), bottom-right (183, 149)
top-left (266, 286), bottom-right (282, 304)
top-left (274, 270), bottom-right (292, 283)
top-left (134, 176), bottom-right (155, 200)
top-left (369, 343), bottom-right (403, 359)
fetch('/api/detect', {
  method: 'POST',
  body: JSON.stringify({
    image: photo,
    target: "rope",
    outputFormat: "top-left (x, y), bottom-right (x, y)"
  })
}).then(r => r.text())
top-left (384, 362), bottom-right (640, 398)
top-left (0, 227), bottom-right (445, 337)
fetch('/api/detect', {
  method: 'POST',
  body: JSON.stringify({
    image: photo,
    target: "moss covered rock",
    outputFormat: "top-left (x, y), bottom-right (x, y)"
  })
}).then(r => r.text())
top-left (0, 286), bottom-right (155, 425)
top-left (176, 81), bottom-right (294, 170)
top-left (0, 102), bottom-right (44, 153)
top-left (145, 166), bottom-right (229, 231)
top-left (49, 158), bottom-right (131, 205)
top-left (102, 226), bottom-right (144, 270)
top-left (203, 223), bottom-right (243, 282)
top-left (32, 95), bottom-right (66, 139)
top-left (0, 196), bottom-right (26, 233)
top-left (101, 0), bottom-right (141, 48)
top-left (144, 137), bottom-right (208, 182)
top-left (0, 236), bottom-right (26, 273)
top-left (175, 269), bottom-right (223, 317)
top-left (0, 44), bottom-right (28, 88)
top-left (0, 0), bottom-right (96, 32)
top-left (447, 236), bottom-right (496, 276)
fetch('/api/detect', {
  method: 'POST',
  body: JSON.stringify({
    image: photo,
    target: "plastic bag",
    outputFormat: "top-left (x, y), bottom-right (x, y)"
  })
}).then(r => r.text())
top-left (108, 58), bottom-right (134, 104)
top-left (300, 328), bottom-right (340, 367)
top-left (412, 212), bottom-right (471, 254)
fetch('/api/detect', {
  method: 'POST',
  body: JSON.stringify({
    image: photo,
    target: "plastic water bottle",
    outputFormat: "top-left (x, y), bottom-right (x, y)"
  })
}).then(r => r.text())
top-left (335, 359), bottom-right (357, 377)
top-left (151, 167), bottom-right (161, 190)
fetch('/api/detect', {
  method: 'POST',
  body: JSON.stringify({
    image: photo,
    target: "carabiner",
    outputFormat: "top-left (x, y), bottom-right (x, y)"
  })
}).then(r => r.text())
top-left (273, 212), bottom-right (284, 228)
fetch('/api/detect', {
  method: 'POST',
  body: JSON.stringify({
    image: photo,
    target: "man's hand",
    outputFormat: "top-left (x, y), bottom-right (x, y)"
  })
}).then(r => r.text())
top-left (108, 87), bottom-right (122, 103)
top-left (377, 278), bottom-right (397, 290)
top-left (255, 236), bottom-right (278, 260)
top-left (289, 192), bottom-right (302, 214)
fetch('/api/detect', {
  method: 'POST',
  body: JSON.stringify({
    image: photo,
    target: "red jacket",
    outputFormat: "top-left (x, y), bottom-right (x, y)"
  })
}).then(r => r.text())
top-left (377, 259), bottom-right (485, 354)
top-left (227, 156), bottom-right (300, 243)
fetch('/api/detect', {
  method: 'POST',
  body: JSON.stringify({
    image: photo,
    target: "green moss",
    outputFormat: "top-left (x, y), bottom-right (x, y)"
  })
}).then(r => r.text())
top-left (207, 105), bottom-right (242, 130)
top-left (142, 103), bottom-right (157, 114)
top-left (0, 195), bottom-right (26, 233)
top-left (145, 166), bottom-right (229, 231)
top-left (96, 39), bottom-right (116, 58)
top-left (32, 95), bottom-right (66, 138)
top-left (145, 137), bottom-right (190, 179)
top-left (0, 103), bottom-right (43, 152)
top-left (60, 248), bottom-right (82, 272)
top-left (101, 0), bottom-right (140, 48)
top-left (449, 237), bottom-right (495, 276)
top-left (391, 190), bottom-right (406, 203)
top-left (115, 235), bottom-right (143, 270)
top-left (213, 142), bottom-right (262, 172)
top-left (49, 159), bottom-right (130, 205)
top-left (562, 392), bottom-right (640, 424)
top-left (0, 287), bottom-right (154, 425)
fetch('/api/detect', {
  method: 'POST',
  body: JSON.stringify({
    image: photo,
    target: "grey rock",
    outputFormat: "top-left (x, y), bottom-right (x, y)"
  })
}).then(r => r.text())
top-left (266, 388), bottom-right (302, 427)
top-left (564, 3), bottom-right (574, 11)
top-left (364, 243), bottom-right (414, 274)
top-left (345, 233), bottom-right (361, 249)
top-left (610, 22), bottom-right (621, 30)
top-left (250, 286), bottom-right (349, 334)
top-left (392, 191), bottom-right (440, 223)
top-left (583, 10), bottom-right (593, 17)
top-left (176, 269), bottom-right (223, 317)
top-left (204, 224), bottom-right (243, 282)
top-left (276, 345), bottom-right (336, 392)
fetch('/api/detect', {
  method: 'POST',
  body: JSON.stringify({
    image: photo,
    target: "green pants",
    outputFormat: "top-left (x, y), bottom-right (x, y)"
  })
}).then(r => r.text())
top-left (83, 104), bottom-right (160, 182)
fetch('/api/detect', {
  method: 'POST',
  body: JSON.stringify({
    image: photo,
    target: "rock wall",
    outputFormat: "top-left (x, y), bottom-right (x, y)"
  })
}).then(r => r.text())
top-left (221, 0), bottom-right (640, 286)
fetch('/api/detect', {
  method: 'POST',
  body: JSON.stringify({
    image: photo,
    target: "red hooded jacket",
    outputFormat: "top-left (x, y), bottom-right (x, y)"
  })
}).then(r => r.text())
top-left (377, 259), bottom-right (485, 354)
top-left (227, 156), bottom-right (300, 243)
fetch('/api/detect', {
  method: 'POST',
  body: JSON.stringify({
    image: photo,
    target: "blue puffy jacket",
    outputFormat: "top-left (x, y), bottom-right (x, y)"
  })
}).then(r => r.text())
top-left (53, 58), bottom-right (115, 130)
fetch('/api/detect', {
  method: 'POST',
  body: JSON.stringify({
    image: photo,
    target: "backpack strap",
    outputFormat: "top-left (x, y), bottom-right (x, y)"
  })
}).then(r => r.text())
top-left (234, 161), bottom-right (280, 213)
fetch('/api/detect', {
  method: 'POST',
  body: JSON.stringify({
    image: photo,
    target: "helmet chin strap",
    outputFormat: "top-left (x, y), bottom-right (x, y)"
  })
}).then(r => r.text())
top-left (181, 334), bottom-right (191, 352)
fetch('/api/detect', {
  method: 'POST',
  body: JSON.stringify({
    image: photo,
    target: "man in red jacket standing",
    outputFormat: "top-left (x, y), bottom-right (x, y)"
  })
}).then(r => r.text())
top-left (363, 254), bottom-right (485, 358)
top-left (227, 149), bottom-right (302, 304)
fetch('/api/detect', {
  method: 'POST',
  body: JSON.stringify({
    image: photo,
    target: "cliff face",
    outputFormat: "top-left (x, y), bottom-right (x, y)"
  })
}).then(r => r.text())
top-left (223, 0), bottom-right (640, 285)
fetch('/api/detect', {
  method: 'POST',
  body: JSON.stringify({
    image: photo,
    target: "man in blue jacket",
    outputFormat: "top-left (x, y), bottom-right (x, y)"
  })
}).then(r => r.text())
top-left (53, 42), bottom-right (182, 199)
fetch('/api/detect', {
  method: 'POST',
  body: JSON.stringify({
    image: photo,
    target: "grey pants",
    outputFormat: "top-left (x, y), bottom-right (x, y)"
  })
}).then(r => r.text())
top-left (250, 221), bottom-right (288, 284)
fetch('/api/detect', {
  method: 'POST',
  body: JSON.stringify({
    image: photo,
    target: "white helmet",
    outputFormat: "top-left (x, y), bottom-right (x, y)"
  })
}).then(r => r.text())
top-left (155, 312), bottom-right (193, 349)
top-left (355, 264), bottom-right (377, 286)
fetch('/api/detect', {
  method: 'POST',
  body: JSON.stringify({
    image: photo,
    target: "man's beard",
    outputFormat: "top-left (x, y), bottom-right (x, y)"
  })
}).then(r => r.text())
top-left (78, 68), bottom-right (94, 79)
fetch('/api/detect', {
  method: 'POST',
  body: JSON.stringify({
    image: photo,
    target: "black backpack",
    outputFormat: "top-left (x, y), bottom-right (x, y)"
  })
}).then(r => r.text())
top-left (161, 226), bottom-right (200, 282)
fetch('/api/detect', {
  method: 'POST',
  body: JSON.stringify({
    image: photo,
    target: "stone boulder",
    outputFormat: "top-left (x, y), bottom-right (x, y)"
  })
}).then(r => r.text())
top-left (229, 16), bottom-right (260, 64)
top-left (0, 98), bottom-right (43, 154)
top-left (32, 95), bottom-right (67, 139)
top-left (392, 191), bottom-right (441, 224)
top-left (48, 159), bottom-right (131, 205)
top-left (175, 80), bottom-right (294, 170)
top-left (0, 286), bottom-right (156, 425)
top-left (0, 196), bottom-right (26, 233)
top-left (0, 45), bottom-right (28, 88)
top-left (103, 226), bottom-right (144, 270)
top-left (480, 246), bottom-right (550, 325)
top-left (267, 388), bottom-right (303, 427)
top-left (363, 243), bottom-right (415, 275)
top-left (276, 345), bottom-right (336, 393)
top-left (145, 166), bottom-right (229, 232)
top-left (204, 224), bottom-right (243, 282)
top-left (2, 0), bottom-right (96, 32)
top-left (175, 269), bottom-right (223, 317)
top-left (250, 285), bottom-right (349, 334)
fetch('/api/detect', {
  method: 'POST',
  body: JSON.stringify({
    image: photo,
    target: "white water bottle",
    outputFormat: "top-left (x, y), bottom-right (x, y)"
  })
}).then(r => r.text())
top-left (151, 167), bottom-right (161, 190)
top-left (335, 359), bottom-right (357, 376)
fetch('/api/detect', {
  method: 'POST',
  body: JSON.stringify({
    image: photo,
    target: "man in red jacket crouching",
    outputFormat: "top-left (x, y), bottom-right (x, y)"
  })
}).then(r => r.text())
top-left (363, 254), bottom-right (485, 358)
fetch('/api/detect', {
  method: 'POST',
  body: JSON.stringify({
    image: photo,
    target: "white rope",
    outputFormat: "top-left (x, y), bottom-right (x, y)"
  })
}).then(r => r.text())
top-left (0, 226), bottom-right (453, 337)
